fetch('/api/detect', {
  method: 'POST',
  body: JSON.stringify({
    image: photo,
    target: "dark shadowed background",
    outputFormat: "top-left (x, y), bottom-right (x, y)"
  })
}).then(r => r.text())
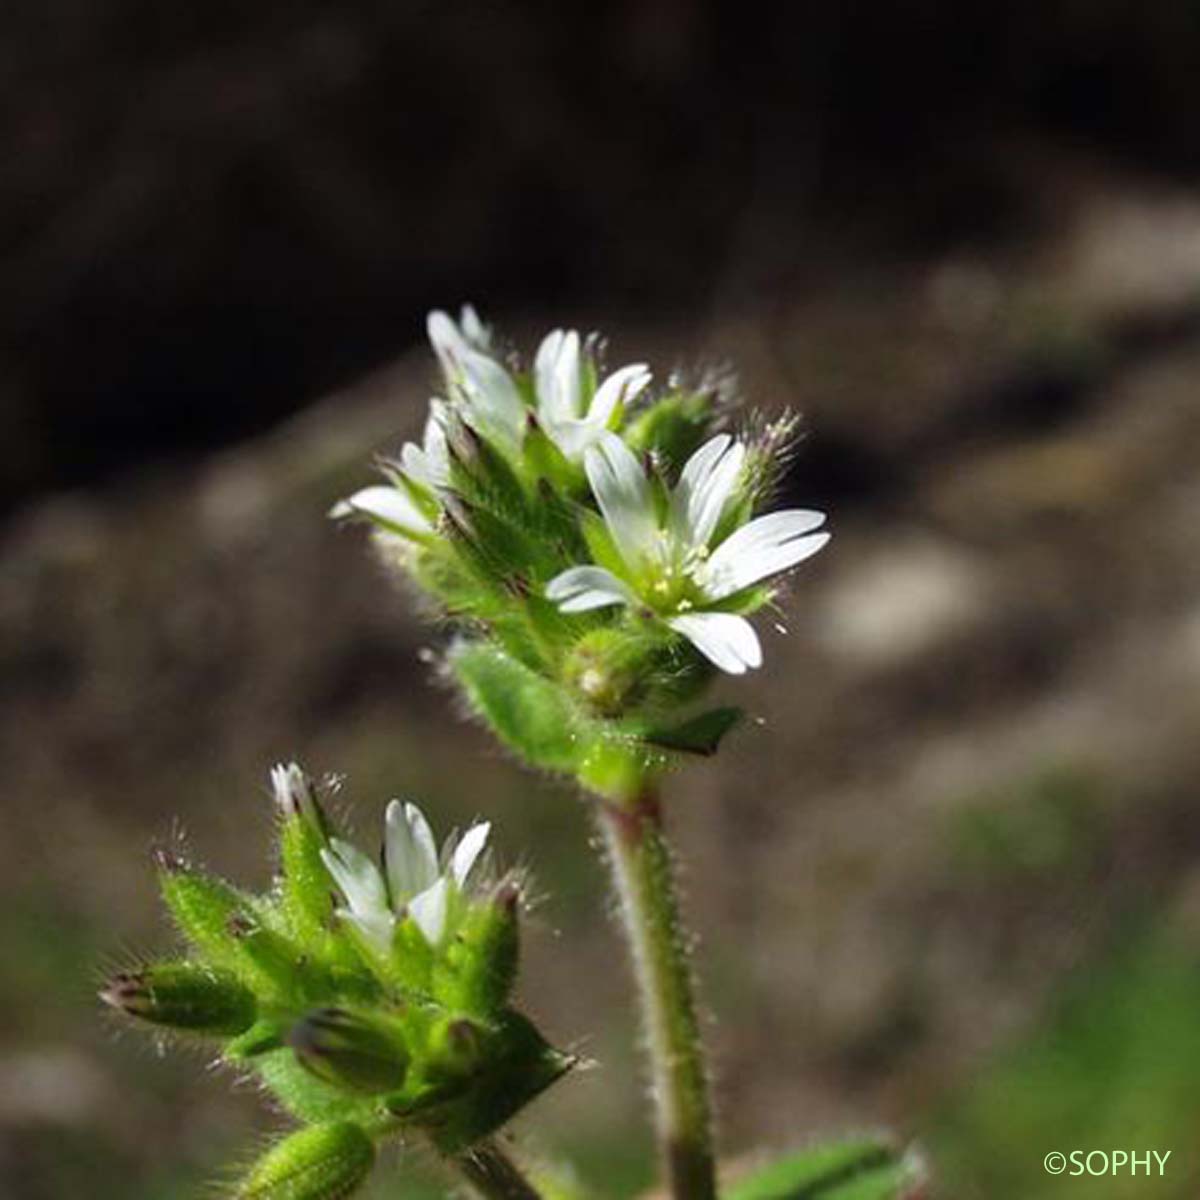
top-left (4, 4), bottom-right (1200, 1197)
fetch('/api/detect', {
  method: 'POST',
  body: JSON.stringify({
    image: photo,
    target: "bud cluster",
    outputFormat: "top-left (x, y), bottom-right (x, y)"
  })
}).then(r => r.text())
top-left (101, 764), bottom-right (571, 1198)
top-left (334, 308), bottom-right (830, 794)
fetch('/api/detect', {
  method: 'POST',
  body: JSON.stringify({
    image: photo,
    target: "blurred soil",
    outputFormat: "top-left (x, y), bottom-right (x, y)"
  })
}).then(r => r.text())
top-left (3, 166), bottom-right (1200, 1197)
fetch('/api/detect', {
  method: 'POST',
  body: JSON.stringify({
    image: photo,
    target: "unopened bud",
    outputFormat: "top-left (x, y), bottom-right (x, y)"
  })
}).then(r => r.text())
top-left (287, 1008), bottom-right (409, 1095)
top-left (427, 1015), bottom-right (485, 1078)
top-left (99, 963), bottom-right (255, 1035)
top-left (563, 628), bottom-right (647, 716)
top-left (237, 1121), bottom-right (374, 1200)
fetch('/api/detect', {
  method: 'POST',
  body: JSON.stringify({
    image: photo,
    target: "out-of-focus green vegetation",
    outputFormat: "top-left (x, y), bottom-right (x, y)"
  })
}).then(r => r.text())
top-left (930, 937), bottom-right (1200, 1198)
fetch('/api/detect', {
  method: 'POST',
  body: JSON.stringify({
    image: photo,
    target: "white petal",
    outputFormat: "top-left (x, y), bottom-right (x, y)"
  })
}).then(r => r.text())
top-left (427, 309), bottom-right (471, 374)
top-left (671, 434), bottom-right (745, 548)
top-left (584, 434), bottom-right (657, 566)
top-left (459, 350), bottom-right (526, 444)
top-left (330, 486), bottom-right (431, 536)
top-left (702, 510), bottom-right (829, 598)
top-left (459, 304), bottom-right (490, 350)
top-left (667, 612), bottom-right (763, 674)
top-left (401, 409), bottom-right (451, 488)
top-left (552, 331), bottom-right (582, 419)
top-left (546, 565), bottom-right (637, 612)
top-left (321, 839), bottom-right (389, 918)
top-left (408, 877), bottom-right (449, 945)
top-left (546, 415), bottom-right (608, 460)
top-left (588, 364), bottom-right (651, 427)
top-left (339, 908), bottom-right (395, 954)
top-left (450, 821), bottom-right (491, 886)
top-left (534, 329), bottom-right (565, 408)
top-left (385, 800), bottom-right (440, 900)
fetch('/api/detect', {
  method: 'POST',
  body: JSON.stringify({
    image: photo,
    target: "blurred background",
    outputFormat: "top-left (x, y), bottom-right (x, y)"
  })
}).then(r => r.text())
top-left (4, 3), bottom-right (1200, 1197)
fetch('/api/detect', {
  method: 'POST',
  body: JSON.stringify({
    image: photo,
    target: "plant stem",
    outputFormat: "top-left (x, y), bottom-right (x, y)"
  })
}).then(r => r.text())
top-left (452, 1139), bottom-right (543, 1200)
top-left (597, 784), bottom-right (717, 1200)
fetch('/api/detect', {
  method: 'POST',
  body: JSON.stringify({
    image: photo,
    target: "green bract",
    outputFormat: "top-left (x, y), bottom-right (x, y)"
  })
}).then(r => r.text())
top-left (101, 764), bottom-right (573, 1196)
top-left (333, 308), bottom-right (830, 793)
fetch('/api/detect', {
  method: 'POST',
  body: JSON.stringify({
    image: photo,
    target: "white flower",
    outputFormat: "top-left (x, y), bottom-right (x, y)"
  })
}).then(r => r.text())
top-left (533, 329), bottom-right (651, 460)
top-left (546, 433), bottom-right (829, 673)
top-left (427, 307), bottom-right (525, 446)
top-left (320, 802), bottom-right (490, 951)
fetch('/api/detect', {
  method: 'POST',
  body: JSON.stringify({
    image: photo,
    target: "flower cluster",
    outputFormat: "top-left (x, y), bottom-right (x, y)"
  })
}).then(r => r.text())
top-left (334, 308), bottom-right (829, 792)
top-left (101, 764), bottom-right (570, 1197)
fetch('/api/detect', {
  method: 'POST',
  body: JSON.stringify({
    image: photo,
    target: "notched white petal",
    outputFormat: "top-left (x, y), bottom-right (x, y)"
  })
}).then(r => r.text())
top-left (451, 821), bottom-right (491, 887)
top-left (589, 364), bottom-right (651, 427)
top-left (408, 877), bottom-right (449, 945)
top-left (321, 839), bottom-right (389, 918)
top-left (384, 800), bottom-right (439, 902)
top-left (667, 612), bottom-right (763, 674)
top-left (459, 350), bottom-right (526, 443)
top-left (584, 434), bottom-right (656, 565)
top-left (458, 304), bottom-right (490, 349)
top-left (546, 565), bottom-right (635, 612)
top-left (672, 434), bottom-right (745, 547)
top-left (340, 908), bottom-right (395, 955)
top-left (703, 510), bottom-right (829, 598)
top-left (330, 486), bottom-right (431, 536)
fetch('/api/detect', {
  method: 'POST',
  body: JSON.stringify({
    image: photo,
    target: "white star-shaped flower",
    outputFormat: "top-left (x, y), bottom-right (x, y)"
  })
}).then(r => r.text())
top-left (320, 802), bottom-right (490, 951)
top-left (546, 433), bottom-right (830, 673)
top-left (533, 329), bottom-right (651, 461)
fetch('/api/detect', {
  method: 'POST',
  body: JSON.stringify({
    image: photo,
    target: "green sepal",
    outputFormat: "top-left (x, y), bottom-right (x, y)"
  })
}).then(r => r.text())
top-left (435, 881), bottom-right (520, 1017)
top-left (638, 706), bottom-right (743, 757)
top-left (726, 1137), bottom-right (923, 1200)
top-left (226, 1018), bottom-right (285, 1059)
top-left (158, 864), bottom-right (254, 971)
top-left (621, 387), bottom-right (715, 470)
top-left (100, 962), bottom-right (256, 1036)
top-left (288, 1007), bottom-right (410, 1096)
top-left (523, 417), bottom-right (580, 495)
top-left (278, 810), bottom-right (340, 950)
top-left (236, 1121), bottom-right (375, 1200)
top-left (228, 911), bottom-right (314, 1002)
top-left (254, 1047), bottom-right (383, 1125)
top-left (418, 1011), bottom-right (576, 1155)
top-left (446, 416), bottom-right (530, 524)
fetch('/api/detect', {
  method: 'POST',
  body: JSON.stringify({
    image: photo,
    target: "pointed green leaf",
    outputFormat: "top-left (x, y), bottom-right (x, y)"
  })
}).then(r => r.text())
top-left (640, 706), bottom-right (743, 756)
top-left (450, 641), bottom-right (592, 773)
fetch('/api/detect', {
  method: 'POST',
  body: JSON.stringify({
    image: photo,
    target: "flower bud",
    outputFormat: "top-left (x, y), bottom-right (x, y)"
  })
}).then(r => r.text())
top-left (426, 1015), bottom-right (486, 1079)
top-left (100, 963), bottom-right (256, 1036)
top-left (562, 628), bottom-right (648, 716)
top-left (287, 1008), bottom-right (409, 1095)
top-left (236, 1122), bottom-right (374, 1200)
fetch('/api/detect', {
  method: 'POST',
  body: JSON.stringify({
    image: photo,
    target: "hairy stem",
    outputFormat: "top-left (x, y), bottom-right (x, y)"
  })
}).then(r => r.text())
top-left (597, 785), bottom-right (717, 1200)
top-left (452, 1139), bottom-right (543, 1200)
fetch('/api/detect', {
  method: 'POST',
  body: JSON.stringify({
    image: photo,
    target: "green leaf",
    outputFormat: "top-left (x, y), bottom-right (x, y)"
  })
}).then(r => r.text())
top-left (450, 641), bottom-right (592, 773)
top-left (727, 1137), bottom-right (922, 1200)
top-left (639, 706), bottom-right (743, 756)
